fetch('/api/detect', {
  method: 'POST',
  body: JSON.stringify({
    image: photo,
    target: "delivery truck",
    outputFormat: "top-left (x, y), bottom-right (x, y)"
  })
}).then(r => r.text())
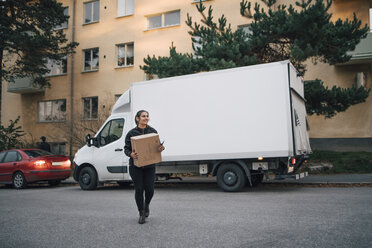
top-left (73, 60), bottom-right (311, 192)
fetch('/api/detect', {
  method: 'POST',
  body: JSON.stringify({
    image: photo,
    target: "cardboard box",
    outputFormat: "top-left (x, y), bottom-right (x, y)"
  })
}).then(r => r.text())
top-left (130, 133), bottom-right (162, 167)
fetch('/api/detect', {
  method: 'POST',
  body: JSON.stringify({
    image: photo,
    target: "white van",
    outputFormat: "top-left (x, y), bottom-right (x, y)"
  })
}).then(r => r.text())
top-left (73, 61), bottom-right (311, 192)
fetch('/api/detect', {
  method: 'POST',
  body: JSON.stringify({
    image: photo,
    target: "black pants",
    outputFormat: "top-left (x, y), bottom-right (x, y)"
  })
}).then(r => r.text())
top-left (129, 165), bottom-right (156, 212)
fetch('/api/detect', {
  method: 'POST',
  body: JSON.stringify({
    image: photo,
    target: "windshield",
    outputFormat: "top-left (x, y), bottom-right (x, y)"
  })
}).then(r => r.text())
top-left (24, 150), bottom-right (54, 158)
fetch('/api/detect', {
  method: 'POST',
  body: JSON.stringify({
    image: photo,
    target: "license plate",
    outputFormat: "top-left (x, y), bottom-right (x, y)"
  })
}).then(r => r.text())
top-left (252, 162), bottom-right (268, 170)
top-left (52, 162), bottom-right (63, 166)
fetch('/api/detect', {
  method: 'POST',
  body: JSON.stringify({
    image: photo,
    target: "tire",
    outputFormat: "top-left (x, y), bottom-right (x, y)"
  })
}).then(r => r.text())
top-left (13, 172), bottom-right (27, 189)
top-left (79, 167), bottom-right (97, 190)
top-left (48, 180), bottom-right (61, 186)
top-left (251, 174), bottom-right (264, 187)
top-left (217, 164), bottom-right (246, 192)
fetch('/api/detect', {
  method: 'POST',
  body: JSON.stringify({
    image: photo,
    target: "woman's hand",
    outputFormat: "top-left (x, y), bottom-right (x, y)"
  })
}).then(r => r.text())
top-left (130, 151), bottom-right (138, 159)
top-left (158, 145), bottom-right (165, 152)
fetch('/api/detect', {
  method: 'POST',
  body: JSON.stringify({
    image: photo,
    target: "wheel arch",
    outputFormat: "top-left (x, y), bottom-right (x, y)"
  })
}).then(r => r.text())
top-left (75, 163), bottom-right (99, 183)
top-left (12, 170), bottom-right (27, 182)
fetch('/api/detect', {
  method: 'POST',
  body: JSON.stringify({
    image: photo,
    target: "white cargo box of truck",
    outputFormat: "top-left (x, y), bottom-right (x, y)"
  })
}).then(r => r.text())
top-left (74, 60), bottom-right (311, 192)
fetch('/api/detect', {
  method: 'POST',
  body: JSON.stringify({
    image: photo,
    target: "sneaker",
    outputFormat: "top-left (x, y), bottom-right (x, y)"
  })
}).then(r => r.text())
top-left (138, 211), bottom-right (146, 224)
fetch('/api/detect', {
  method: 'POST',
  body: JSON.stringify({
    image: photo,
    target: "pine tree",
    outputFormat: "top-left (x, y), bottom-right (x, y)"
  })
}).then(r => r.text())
top-left (0, 0), bottom-right (79, 123)
top-left (0, 116), bottom-right (25, 151)
top-left (141, 0), bottom-right (370, 118)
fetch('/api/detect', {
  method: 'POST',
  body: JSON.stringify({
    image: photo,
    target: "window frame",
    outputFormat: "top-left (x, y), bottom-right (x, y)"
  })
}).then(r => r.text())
top-left (3, 151), bottom-right (22, 163)
top-left (82, 96), bottom-right (98, 120)
top-left (45, 56), bottom-right (67, 77)
top-left (370, 8), bottom-right (372, 32)
top-left (98, 118), bottom-right (125, 147)
top-left (83, 48), bottom-right (99, 72)
top-left (0, 152), bottom-right (7, 163)
top-left (116, 42), bottom-right (134, 68)
top-left (50, 143), bottom-right (67, 155)
top-left (117, 0), bottom-right (134, 17)
top-left (238, 24), bottom-right (252, 41)
top-left (84, 0), bottom-right (100, 25)
top-left (54, 7), bottom-right (69, 30)
top-left (146, 10), bottom-right (181, 30)
top-left (37, 99), bottom-right (67, 123)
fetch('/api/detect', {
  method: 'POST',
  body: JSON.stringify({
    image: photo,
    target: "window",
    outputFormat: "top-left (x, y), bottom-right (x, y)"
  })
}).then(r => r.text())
top-left (82, 97), bottom-right (98, 120)
top-left (116, 43), bottom-right (134, 67)
top-left (118, 0), bottom-right (134, 17)
top-left (38, 100), bottom-right (67, 122)
top-left (24, 150), bottom-right (53, 158)
top-left (84, 1), bottom-right (99, 24)
top-left (239, 24), bottom-right (252, 40)
top-left (115, 94), bottom-right (121, 102)
top-left (192, 36), bottom-right (202, 58)
top-left (51, 143), bottom-right (66, 155)
top-left (0, 152), bottom-right (6, 163)
top-left (147, 10), bottom-right (180, 30)
top-left (45, 56), bottom-right (67, 76)
top-left (83, 48), bottom-right (99, 71)
top-left (3, 151), bottom-right (21, 163)
top-left (55, 7), bottom-right (69, 29)
top-left (99, 119), bottom-right (124, 146)
top-left (370, 8), bottom-right (372, 32)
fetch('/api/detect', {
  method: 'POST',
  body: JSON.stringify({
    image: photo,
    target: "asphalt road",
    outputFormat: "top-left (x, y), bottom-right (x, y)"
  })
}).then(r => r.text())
top-left (0, 184), bottom-right (372, 248)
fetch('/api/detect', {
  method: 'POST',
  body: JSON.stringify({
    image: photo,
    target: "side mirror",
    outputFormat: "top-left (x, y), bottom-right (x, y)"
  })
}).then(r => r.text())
top-left (85, 134), bottom-right (92, 147)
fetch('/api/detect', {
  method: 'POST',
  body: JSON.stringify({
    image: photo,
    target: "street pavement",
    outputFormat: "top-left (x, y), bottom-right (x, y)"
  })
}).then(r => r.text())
top-left (1, 183), bottom-right (371, 248)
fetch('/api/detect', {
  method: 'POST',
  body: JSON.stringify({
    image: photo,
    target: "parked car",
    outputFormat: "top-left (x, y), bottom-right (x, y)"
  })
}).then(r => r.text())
top-left (0, 149), bottom-right (72, 189)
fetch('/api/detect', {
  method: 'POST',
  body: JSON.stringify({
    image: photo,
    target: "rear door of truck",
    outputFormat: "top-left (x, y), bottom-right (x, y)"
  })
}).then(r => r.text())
top-left (288, 63), bottom-right (312, 155)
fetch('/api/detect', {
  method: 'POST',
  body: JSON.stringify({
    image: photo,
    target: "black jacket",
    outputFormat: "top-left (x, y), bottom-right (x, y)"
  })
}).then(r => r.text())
top-left (38, 142), bottom-right (51, 152)
top-left (124, 126), bottom-right (158, 167)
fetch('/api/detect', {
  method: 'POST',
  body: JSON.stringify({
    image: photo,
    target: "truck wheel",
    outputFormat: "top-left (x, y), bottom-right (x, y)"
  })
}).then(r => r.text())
top-left (217, 164), bottom-right (246, 192)
top-left (13, 172), bottom-right (27, 189)
top-left (79, 167), bottom-right (97, 190)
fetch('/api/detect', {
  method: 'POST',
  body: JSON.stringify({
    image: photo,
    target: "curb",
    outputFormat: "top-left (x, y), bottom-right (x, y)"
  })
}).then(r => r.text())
top-left (261, 182), bottom-right (372, 187)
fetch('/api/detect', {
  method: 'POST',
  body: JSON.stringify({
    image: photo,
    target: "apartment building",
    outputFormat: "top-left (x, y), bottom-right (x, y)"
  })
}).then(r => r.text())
top-left (2, 0), bottom-right (372, 156)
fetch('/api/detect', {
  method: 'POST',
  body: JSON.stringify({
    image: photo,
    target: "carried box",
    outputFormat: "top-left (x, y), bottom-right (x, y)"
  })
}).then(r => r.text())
top-left (131, 133), bottom-right (162, 167)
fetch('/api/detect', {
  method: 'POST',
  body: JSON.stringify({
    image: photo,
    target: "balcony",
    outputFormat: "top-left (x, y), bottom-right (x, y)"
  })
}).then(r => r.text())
top-left (345, 32), bottom-right (372, 64)
top-left (7, 77), bottom-right (45, 94)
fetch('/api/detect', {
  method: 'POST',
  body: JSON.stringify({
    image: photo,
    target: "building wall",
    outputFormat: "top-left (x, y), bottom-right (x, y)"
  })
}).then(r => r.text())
top-left (304, 0), bottom-right (372, 145)
top-left (1, 0), bottom-right (371, 155)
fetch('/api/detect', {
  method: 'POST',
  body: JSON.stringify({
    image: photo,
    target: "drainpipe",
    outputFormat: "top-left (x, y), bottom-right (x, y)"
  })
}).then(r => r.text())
top-left (69, 0), bottom-right (76, 159)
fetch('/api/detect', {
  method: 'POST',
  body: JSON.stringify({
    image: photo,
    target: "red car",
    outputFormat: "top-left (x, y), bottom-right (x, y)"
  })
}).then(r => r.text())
top-left (0, 149), bottom-right (72, 189)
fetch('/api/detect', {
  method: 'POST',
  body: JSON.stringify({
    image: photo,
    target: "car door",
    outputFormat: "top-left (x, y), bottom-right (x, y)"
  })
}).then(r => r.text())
top-left (0, 151), bottom-right (21, 182)
top-left (92, 118), bottom-right (128, 181)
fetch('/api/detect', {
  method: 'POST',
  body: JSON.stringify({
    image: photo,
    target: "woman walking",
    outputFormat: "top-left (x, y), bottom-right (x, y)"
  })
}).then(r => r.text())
top-left (124, 110), bottom-right (165, 224)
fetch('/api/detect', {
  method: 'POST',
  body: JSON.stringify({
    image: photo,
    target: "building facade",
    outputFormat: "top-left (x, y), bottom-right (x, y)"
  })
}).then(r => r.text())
top-left (1, 0), bottom-right (372, 156)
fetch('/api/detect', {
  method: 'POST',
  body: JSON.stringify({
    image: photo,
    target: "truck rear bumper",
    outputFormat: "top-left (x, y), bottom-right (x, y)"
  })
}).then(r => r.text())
top-left (274, 172), bottom-right (308, 180)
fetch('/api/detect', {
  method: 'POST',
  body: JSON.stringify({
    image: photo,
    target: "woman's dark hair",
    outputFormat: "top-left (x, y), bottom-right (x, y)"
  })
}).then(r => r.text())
top-left (135, 110), bottom-right (149, 125)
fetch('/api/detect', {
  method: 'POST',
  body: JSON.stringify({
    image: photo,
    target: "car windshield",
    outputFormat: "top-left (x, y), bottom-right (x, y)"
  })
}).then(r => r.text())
top-left (23, 150), bottom-right (54, 158)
